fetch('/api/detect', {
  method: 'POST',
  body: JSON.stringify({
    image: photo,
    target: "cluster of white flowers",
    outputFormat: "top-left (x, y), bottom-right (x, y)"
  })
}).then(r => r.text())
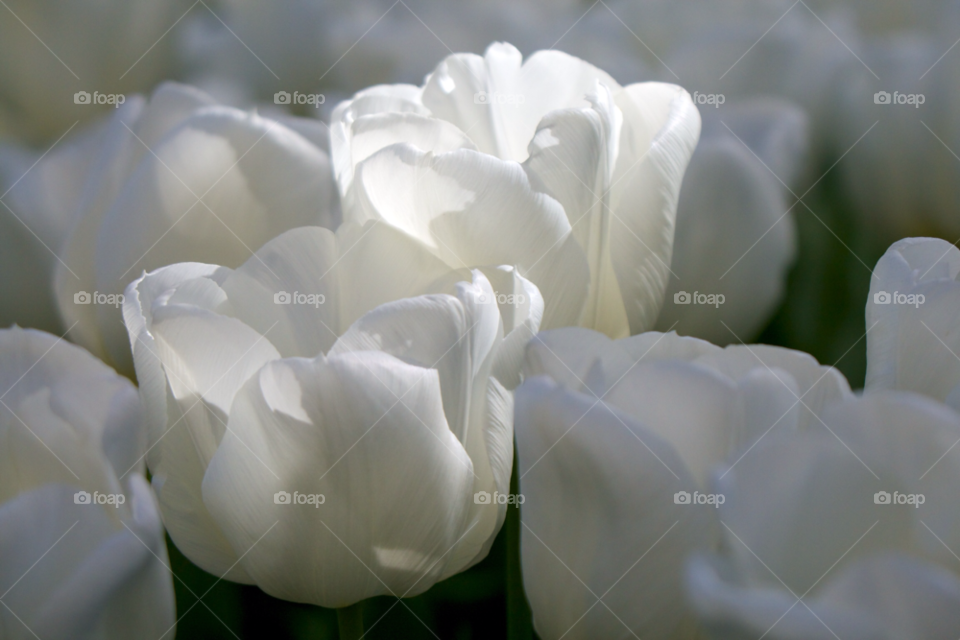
top-left (1, 1), bottom-right (959, 638)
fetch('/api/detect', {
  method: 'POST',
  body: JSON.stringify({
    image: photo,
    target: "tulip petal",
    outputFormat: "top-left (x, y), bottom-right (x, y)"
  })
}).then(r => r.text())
top-left (866, 237), bottom-right (960, 402)
top-left (689, 552), bottom-right (960, 640)
top-left (144, 302), bottom-right (280, 581)
top-left (221, 227), bottom-right (342, 359)
top-left (55, 98), bottom-right (146, 366)
top-left (422, 42), bottom-right (619, 162)
top-left (334, 221), bottom-right (473, 331)
top-left (202, 352), bottom-right (475, 606)
top-left (522, 85), bottom-right (629, 337)
top-left (656, 134), bottom-right (797, 344)
top-left (336, 112), bottom-right (477, 194)
top-left (329, 271), bottom-right (509, 574)
top-left (477, 266), bottom-right (544, 389)
top-left (350, 143), bottom-right (589, 329)
top-left (611, 83), bottom-right (701, 333)
top-left (92, 106), bottom-right (337, 372)
top-left (0, 483), bottom-right (174, 640)
top-left (516, 376), bottom-right (714, 640)
top-left (694, 344), bottom-right (852, 431)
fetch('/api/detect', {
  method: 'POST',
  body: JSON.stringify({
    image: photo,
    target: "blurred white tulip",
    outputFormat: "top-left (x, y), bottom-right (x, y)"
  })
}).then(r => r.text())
top-left (332, 42), bottom-right (700, 339)
top-left (515, 327), bottom-right (850, 639)
top-left (0, 327), bottom-right (174, 639)
top-left (865, 237), bottom-right (960, 407)
top-left (0, 82), bottom-right (338, 374)
top-left (657, 98), bottom-right (806, 344)
top-left (689, 392), bottom-right (960, 639)
top-left (123, 224), bottom-right (540, 606)
top-left (0, 0), bottom-right (190, 142)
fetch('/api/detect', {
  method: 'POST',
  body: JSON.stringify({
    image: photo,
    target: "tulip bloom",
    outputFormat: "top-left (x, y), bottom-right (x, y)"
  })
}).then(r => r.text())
top-left (0, 327), bottom-right (174, 639)
top-left (332, 42), bottom-right (701, 339)
top-left (515, 328), bottom-right (850, 639)
top-left (0, 82), bottom-right (338, 375)
top-left (689, 392), bottom-right (960, 639)
top-left (866, 237), bottom-right (960, 407)
top-left (124, 224), bottom-right (540, 606)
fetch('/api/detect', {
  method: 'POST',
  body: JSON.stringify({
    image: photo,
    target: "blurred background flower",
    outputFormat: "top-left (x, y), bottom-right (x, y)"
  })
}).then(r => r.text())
top-left (0, 327), bottom-right (175, 639)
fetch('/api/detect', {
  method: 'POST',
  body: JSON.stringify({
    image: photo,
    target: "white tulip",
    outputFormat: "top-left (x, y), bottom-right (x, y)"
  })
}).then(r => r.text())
top-left (656, 98), bottom-right (806, 344)
top-left (331, 42), bottom-right (701, 339)
top-left (515, 327), bottom-right (850, 639)
top-left (865, 237), bottom-right (960, 407)
top-left (123, 224), bottom-right (541, 606)
top-left (1, 82), bottom-right (339, 375)
top-left (0, 0), bottom-right (190, 142)
top-left (0, 126), bottom-right (104, 333)
top-left (689, 392), bottom-right (960, 639)
top-left (0, 327), bottom-right (174, 639)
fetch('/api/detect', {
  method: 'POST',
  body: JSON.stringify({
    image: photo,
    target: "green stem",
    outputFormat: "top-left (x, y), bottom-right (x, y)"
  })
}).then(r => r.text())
top-left (337, 602), bottom-right (364, 640)
top-left (507, 439), bottom-right (533, 640)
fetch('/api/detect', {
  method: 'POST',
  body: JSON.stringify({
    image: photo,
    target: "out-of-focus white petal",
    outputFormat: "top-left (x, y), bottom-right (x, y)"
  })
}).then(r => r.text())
top-left (866, 238), bottom-right (960, 402)
top-left (516, 376), bottom-right (713, 640)
top-left (657, 100), bottom-right (805, 343)
top-left (91, 107), bottom-right (337, 371)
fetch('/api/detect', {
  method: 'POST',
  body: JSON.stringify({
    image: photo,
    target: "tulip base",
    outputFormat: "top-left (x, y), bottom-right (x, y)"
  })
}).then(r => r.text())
top-left (337, 602), bottom-right (364, 640)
